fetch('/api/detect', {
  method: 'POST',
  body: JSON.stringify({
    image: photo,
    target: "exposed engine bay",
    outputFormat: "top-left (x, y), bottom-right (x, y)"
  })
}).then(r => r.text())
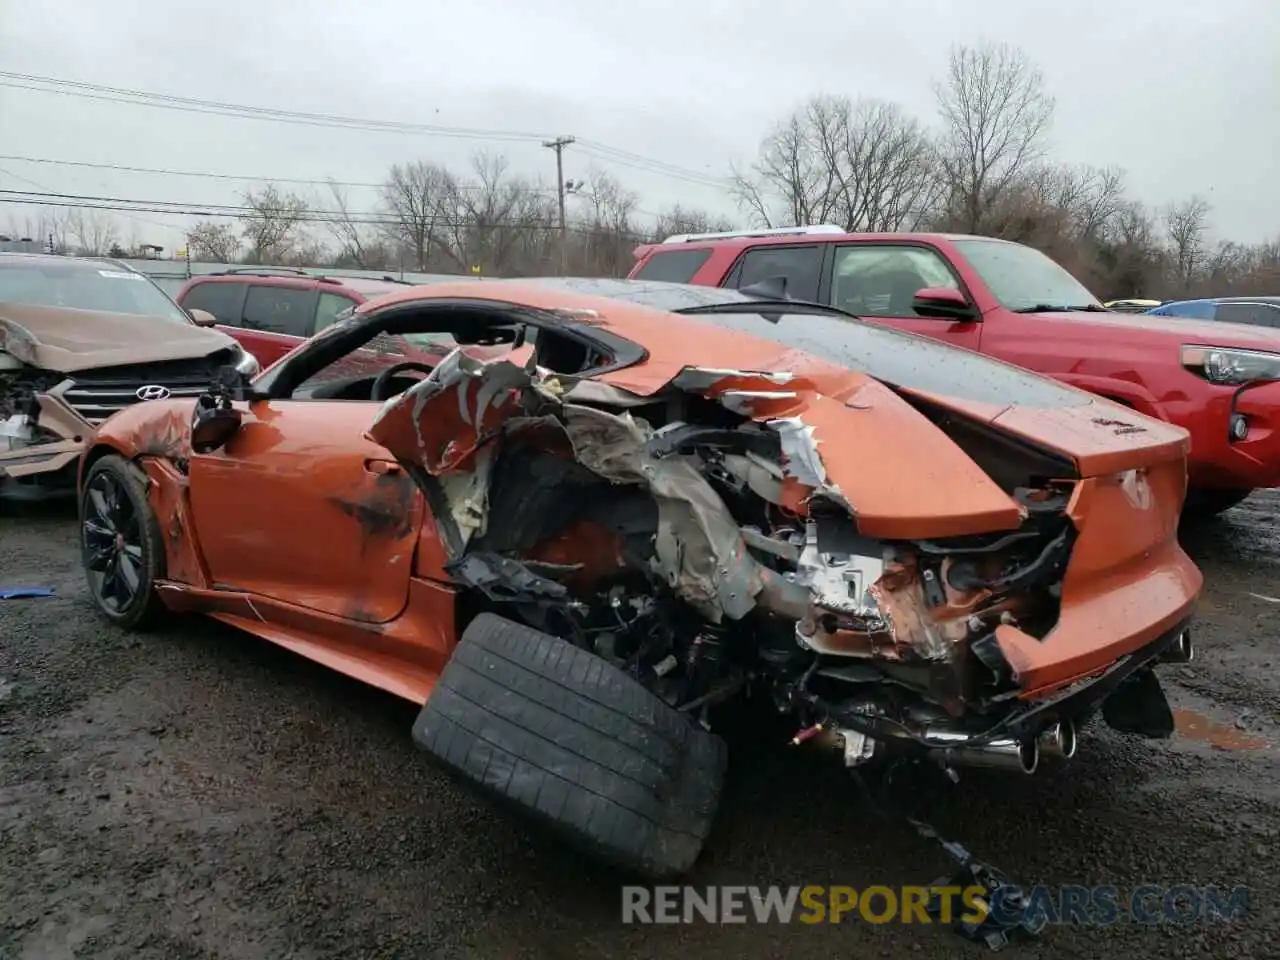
top-left (369, 351), bottom-right (1162, 778)
top-left (0, 361), bottom-right (61, 455)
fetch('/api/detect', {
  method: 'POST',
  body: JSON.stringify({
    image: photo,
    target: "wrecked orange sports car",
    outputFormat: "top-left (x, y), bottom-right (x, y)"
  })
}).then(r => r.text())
top-left (78, 278), bottom-right (1202, 879)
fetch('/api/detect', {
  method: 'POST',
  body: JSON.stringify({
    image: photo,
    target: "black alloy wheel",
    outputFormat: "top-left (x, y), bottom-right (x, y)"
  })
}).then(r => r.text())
top-left (80, 455), bottom-right (166, 628)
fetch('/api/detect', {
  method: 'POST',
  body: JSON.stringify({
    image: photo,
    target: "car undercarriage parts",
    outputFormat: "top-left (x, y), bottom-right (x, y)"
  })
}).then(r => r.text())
top-left (369, 350), bottom-right (1183, 799)
top-left (851, 764), bottom-right (1046, 951)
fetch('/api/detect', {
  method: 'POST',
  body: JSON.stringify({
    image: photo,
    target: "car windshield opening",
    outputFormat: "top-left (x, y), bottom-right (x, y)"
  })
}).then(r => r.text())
top-left (954, 239), bottom-right (1103, 314)
top-left (0, 261), bottom-right (193, 324)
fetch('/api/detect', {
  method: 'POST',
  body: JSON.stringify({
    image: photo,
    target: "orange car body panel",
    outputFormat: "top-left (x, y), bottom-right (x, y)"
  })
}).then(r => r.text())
top-left (84, 280), bottom-right (1201, 706)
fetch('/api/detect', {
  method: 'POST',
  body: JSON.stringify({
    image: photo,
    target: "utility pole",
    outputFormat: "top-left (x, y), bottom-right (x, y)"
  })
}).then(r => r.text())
top-left (542, 136), bottom-right (575, 275)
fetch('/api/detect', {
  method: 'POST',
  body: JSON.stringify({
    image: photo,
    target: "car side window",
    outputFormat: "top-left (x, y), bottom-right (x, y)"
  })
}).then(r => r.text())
top-left (180, 280), bottom-right (247, 325)
top-left (314, 291), bottom-right (358, 334)
top-left (632, 249), bottom-right (712, 283)
top-left (241, 286), bottom-right (318, 337)
top-left (829, 246), bottom-right (960, 317)
top-left (1216, 302), bottom-right (1280, 328)
top-left (727, 245), bottom-right (823, 301)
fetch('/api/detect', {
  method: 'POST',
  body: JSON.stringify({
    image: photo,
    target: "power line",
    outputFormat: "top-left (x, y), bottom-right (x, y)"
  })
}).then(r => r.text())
top-left (0, 165), bottom-right (176, 233)
top-left (1, 72), bottom-right (731, 189)
top-left (0, 154), bottom-right (386, 190)
top-left (0, 154), bottom-right (544, 196)
top-left (0, 191), bottom-right (662, 239)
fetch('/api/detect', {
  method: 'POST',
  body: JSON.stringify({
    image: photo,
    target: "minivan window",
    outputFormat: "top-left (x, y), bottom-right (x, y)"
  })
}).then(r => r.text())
top-left (181, 280), bottom-right (247, 325)
top-left (241, 286), bottom-right (317, 336)
top-left (633, 249), bottom-right (713, 283)
top-left (314, 291), bottom-right (357, 334)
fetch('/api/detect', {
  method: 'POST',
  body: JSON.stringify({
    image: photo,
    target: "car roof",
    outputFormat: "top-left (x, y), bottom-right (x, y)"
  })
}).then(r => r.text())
top-left (189, 269), bottom-right (411, 298)
top-left (0, 251), bottom-right (136, 271)
top-left (1156, 297), bottom-right (1280, 309)
top-left (632, 230), bottom-right (1005, 257)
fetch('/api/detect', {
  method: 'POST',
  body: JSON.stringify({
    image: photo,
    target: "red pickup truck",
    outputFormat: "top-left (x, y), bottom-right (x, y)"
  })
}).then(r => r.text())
top-left (628, 226), bottom-right (1280, 518)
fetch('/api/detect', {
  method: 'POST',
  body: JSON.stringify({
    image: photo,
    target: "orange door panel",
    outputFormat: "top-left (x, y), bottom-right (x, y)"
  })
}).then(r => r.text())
top-left (186, 400), bottom-right (424, 623)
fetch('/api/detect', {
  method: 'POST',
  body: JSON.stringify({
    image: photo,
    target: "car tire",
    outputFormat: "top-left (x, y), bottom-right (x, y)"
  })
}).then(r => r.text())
top-left (411, 612), bottom-right (728, 880)
top-left (80, 454), bottom-right (168, 630)
top-left (1183, 487), bottom-right (1252, 520)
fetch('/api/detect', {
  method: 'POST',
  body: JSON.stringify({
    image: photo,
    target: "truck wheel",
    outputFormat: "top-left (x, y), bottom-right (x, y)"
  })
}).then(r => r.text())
top-left (412, 612), bottom-right (728, 879)
top-left (1183, 487), bottom-right (1252, 520)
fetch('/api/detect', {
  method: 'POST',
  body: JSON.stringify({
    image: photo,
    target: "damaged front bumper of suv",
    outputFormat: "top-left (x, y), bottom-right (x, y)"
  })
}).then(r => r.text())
top-left (368, 347), bottom-right (1203, 777)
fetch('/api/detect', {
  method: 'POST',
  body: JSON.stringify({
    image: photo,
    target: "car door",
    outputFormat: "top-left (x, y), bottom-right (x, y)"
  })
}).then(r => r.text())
top-left (185, 397), bottom-right (425, 624)
top-left (821, 243), bottom-right (983, 350)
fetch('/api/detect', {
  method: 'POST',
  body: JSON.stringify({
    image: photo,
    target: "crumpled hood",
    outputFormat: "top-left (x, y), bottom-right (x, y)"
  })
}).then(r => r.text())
top-left (0, 301), bottom-right (239, 372)
top-left (583, 300), bottom-right (1191, 479)
top-left (1040, 308), bottom-right (1280, 350)
top-left (357, 280), bottom-right (1192, 539)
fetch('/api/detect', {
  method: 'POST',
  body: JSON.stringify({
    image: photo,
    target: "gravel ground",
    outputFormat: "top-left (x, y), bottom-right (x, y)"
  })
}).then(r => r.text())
top-left (1, 494), bottom-right (1277, 960)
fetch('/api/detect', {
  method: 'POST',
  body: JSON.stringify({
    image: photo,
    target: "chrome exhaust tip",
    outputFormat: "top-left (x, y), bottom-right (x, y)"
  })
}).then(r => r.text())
top-left (1038, 720), bottom-right (1078, 760)
top-left (925, 728), bottom-right (1040, 775)
top-left (1162, 630), bottom-right (1194, 664)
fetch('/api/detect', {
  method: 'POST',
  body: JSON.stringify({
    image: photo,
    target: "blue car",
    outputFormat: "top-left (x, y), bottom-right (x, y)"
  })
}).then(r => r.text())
top-left (1147, 296), bottom-right (1280, 328)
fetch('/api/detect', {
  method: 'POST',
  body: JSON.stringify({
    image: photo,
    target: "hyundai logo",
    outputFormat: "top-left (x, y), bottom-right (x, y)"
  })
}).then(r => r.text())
top-left (135, 384), bottom-right (171, 401)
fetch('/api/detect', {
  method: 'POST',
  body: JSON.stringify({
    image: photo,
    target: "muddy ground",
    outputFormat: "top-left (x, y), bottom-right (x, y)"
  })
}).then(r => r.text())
top-left (0, 495), bottom-right (1276, 960)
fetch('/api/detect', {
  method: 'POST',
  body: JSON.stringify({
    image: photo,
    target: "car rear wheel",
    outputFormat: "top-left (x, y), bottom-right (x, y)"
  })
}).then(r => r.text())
top-left (1183, 487), bottom-right (1252, 520)
top-left (411, 612), bottom-right (728, 880)
top-left (80, 455), bottom-right (167, 630)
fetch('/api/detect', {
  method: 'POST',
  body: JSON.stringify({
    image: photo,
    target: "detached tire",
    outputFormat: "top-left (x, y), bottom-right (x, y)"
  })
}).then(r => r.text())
top-left (412, 612), bottom-right (728, 879)
top-left (1183, 487), bottom-right (1252, 521)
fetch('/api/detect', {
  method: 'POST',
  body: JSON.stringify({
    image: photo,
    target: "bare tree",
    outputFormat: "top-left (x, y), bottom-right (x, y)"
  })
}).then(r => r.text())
top-left (66, 209), bottom-right (120, 256)
top-left (826, 99), bottom-right (942, 231)
top-left (651, 204), bottom-right (736, 241)
top-left (730, 95), bottom-right (940, 232)
top-left (11, 209), bottom-right (71, 254)
top-left (186, 220), bottom-right (242, 263)
top-left (238, 185), bottom-right (309, 263)
top-left (934, 41), bottom-right (1055, 233)
top-left (443, 153), bottom-right (556, 275)
top-left (326, 182), bottom-right (390, 269)
top-left (571, 169), bottom-right (640, 275)
top-left (1023, 164), bottom-right (1127, 240)
top-left (1164, 195), bottom-right (1212, 294)
top-left (284, 233), bottom-right (333, 268)
top-left (729, 96), bottom-right (845, 228)
top-left (381, 161), bottom-right (454, 271)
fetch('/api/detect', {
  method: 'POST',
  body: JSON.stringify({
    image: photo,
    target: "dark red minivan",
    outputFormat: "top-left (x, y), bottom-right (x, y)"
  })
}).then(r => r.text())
top-left (174, 269), bottom-right (427, 369)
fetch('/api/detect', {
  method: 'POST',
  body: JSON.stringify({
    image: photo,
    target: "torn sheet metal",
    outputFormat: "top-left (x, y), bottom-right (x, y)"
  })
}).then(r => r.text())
top-left (367, 349), bottom-right (554, 475)
top-left (766, 417), bottom-right (828, 490)
top-left (436, 444), bottom-right (497, 548)
top-left (369, 358), bottom-right (791, 622)
top-left (560, 404), bottom-right (766, 622)
top-left (670, 366), bottom-right (796, 392)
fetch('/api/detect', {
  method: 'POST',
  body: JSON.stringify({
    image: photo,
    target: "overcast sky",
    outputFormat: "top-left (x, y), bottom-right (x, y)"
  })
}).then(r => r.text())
top-left (1, 0), bottom-right (1277, 252)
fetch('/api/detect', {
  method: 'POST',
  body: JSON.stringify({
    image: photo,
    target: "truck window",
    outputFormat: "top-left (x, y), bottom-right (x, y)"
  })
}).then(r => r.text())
top-left (830, 245), bottom-right (960, 316)
top-left (179, 280), bottom-right (247, 325)
top-left (728, 245), bottom-right (823, 301)
top-left (633, 249), bottom-right (713, 283)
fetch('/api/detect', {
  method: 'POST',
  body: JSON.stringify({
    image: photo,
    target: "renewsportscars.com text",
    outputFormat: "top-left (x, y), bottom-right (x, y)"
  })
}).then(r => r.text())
top-left (621, 884), bottom-right (1250, 926)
